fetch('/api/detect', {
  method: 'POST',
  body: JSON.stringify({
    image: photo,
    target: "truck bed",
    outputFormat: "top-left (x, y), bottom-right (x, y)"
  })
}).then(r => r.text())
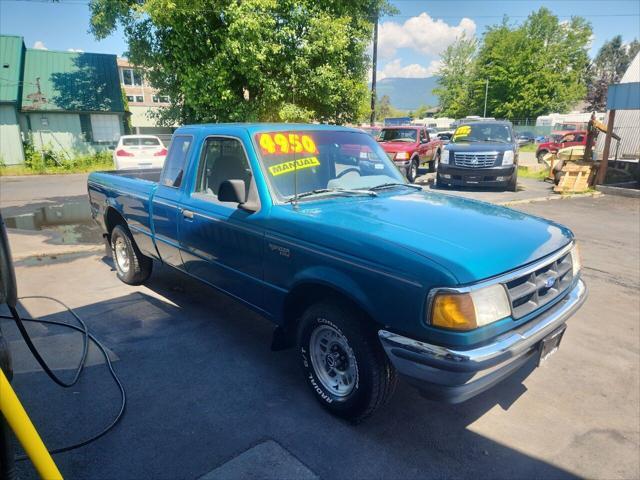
top-left (95, 168), bottom-right (163, 183)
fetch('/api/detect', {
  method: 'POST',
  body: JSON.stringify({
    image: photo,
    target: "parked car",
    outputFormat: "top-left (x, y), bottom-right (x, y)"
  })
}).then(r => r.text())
top-left (113, 135), bottom-right (168, 170)
top-left (516, 131), bottom-right (536, 146)
top-left (359, 126), bottom-right (381, 139)
top-left (88, 124), bottom-right (586, 422)
top-left (377, 126), bottom-right (443, 182)
top-left (536, 130), bottom-right (589, 163)
top-left (436, 120), bottom-right (519, 191)
top-left (436, 131), bottom-right (453, 143)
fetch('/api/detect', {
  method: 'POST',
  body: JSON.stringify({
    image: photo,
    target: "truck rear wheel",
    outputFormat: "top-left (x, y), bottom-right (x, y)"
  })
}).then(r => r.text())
top-left (297, 301), bottom-right (397, 423)
top-left (536, 150), bottom-right (549, 163)
top-left (110, 224), bottom-right (152, 285)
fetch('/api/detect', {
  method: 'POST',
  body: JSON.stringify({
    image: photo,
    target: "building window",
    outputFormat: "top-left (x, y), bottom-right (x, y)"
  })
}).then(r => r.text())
top-left (79, 114), bottom-right (93, 142)
top-left (152, 95), bottom-right (170, 103)
top-left (121, 68), bottom-right (143, 86)
top-left (135, 95), bottom-right (144, 103)
top-left (126, 95), bottom-right (135, 102)
top-left (90, 114), bottom-right (121, 143)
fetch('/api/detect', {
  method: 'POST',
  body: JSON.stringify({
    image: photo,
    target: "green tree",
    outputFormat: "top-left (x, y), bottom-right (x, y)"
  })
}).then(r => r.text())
top-left (434, 8), bottom-right (592, 120)
top-left (90, 0), bottom-right (392, 124)
top-left (587, 36), bottom-right (640, 111)
top-left (473, 9), bottom-right (592, 120)
top-left (433, 35), bottom-right (477, 118)
top-left (375, 94), bottom-right (392, 120)
top-left (413, 104), bottom-right (433, 119)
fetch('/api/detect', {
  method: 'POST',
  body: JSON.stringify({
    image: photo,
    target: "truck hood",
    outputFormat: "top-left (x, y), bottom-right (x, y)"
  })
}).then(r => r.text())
top-left (445, 142), bottom-right (514, 152)
top-left (290, 190), bottom-right (572, 284)
top-left (378, 141), bottom-right (418, 152)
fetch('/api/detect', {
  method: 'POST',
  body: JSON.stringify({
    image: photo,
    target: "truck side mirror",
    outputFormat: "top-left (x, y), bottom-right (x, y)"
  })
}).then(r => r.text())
top-left (218, 179), bottom-right (246, 205)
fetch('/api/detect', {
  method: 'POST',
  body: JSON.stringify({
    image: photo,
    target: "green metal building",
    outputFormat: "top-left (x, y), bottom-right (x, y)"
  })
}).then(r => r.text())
top-left (0, 35), bottom-right (125, 166)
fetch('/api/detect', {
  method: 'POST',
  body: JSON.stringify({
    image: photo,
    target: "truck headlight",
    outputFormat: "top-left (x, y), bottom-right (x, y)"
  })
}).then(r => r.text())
top-left (430, 284), bottom-right (511, 330)
top-left (502, 150), bottom-right (515, 166)
top-left (440, 149), bottom-right (449, 164)
top-left (395, 151), bottom-right (409, 160)
top-left (571, 244), bottom-right (581, 277)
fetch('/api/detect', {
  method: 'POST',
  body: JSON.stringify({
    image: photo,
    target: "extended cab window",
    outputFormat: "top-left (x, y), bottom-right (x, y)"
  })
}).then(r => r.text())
top-left (195, 137), bottom-right (251, 199)
top-left (160, 135), bottom-right (192, 187)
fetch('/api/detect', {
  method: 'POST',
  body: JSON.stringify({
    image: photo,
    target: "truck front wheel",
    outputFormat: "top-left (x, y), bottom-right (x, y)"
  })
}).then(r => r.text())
top-left (297, 301), bottom-right (397, 423)
top-left (110, 224), bottom-right (152, 285)
top-left (407, 158), bottom-right (419, 183)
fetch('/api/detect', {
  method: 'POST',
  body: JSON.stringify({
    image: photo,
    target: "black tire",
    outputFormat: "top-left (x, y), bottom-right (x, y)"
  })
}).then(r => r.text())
top-left (110, 224), bottom-right (152, 285)
top-left (429, 150), bottom-right (440, 173)
top-left (407, 158), bottom-right (419, 183)
top-left (297, 301), bottom-right (397, 423)
top-left (536, 150), bottom-right (548, 163)
top-left (507, 171), bottom-right (518, 192)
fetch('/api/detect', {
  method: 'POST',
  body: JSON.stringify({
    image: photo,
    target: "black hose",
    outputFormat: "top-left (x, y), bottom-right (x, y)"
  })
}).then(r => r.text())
top-left (8, 295), bottom-right (89, 388)
top-left (0, 298), bottom-right (126, 457)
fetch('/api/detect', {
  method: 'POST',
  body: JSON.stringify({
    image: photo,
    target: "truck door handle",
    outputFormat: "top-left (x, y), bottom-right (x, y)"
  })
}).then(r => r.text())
top-left (181, 209), bottom-right (194, 219)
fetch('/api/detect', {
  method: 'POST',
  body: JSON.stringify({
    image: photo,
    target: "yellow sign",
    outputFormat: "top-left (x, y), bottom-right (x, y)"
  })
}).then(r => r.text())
top-left (268, 157), bottom-right (320, 176)
top-left (453, 125), bottom-right (471, 140)
top-left (258, 133), bottom-right (318, 155)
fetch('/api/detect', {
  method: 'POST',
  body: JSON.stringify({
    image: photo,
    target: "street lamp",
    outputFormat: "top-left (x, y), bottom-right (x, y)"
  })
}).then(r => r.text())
top-left (483, 79), bottom-right (489, 118)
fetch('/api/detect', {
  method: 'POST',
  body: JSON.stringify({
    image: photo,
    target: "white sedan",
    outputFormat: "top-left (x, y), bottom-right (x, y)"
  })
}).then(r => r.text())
top-left (113, 135), bottom-right (167, 170)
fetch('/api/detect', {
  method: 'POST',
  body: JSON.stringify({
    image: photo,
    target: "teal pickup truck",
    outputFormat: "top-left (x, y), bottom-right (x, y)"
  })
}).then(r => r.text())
top-left (88, 124), bottom-right (587, 422)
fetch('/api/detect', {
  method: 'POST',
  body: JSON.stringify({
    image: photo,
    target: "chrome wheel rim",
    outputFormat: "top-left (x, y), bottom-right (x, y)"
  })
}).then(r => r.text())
top-left (114, 237), bottom-right (130, 273)
top-left (309, 324), bottom-right (358, 397)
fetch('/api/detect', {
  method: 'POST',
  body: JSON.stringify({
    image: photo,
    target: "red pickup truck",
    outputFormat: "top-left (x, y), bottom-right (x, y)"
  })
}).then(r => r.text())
top-left (536, 130), bottom-right (588, 162)
top-left (377, 126), bottom-right (443, 182)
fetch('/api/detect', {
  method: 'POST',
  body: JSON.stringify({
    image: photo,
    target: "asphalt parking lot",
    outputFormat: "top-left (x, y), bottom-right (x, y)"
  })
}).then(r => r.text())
top-left (0, 176), bottom-right (638, 479)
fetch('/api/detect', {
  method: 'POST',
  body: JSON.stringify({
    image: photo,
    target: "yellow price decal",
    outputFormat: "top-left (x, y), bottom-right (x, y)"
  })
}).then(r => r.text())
top-left (268, 157), bottom-right (321, 176)
top-left (453, 125), bottom-right (471, 140)
top-left (258, 133), bottom-right (318, 155)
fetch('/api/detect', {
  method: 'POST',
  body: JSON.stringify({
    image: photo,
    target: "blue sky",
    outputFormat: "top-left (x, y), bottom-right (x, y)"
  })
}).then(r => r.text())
top-left (1, 0), bottom-right (639, 80)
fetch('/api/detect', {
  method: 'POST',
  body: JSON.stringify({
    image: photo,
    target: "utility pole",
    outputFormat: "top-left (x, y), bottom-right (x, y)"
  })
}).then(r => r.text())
top-left (483, 79), bottom-right (489, 118)
top-left (370, 11), bottom-right (379, 126)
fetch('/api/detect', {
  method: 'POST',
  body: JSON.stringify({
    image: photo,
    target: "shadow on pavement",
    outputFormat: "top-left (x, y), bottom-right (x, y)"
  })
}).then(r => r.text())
top-left (2, 260), bottom-right (578, 479)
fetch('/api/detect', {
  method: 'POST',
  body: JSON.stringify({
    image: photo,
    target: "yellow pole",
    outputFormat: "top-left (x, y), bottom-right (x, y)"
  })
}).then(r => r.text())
top-left (0, 369), bottom-right (62, 480)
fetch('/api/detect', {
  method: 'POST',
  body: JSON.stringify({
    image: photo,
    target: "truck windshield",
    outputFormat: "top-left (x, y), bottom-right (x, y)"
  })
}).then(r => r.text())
top-left (379, 129), bottom-right (417, 142)
top-left (254, 130), bottom-right (406, 202)
top-left (452, 124), bottom-right (512, 143)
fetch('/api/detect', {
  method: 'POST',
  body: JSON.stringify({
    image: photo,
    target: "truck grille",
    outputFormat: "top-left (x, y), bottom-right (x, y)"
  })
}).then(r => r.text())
top-left (454, 152), bottom-right (498, 168)
top-left (505, 250), bottom-right (574, 319)
top-left (387, 152), bottom-right (395, 160)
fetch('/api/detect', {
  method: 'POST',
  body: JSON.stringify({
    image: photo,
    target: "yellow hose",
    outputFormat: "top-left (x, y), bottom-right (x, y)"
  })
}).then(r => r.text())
top-left (0, 368), bottom-right (62, 480)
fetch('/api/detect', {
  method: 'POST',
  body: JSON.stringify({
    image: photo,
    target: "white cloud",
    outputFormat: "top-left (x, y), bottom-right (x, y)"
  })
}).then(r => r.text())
top-left (377, 58), bottom-right (442, 80)
top-left (67, 48), bottom-right (84, 53)
top-left (32, 40), bottom-right (48, 50)
top-left (378, 13), bottom-right (476, 59)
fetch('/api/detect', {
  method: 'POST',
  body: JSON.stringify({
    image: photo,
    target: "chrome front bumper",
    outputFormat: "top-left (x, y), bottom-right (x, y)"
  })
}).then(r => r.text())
top-left (378, 279), bottom-right (587, 403)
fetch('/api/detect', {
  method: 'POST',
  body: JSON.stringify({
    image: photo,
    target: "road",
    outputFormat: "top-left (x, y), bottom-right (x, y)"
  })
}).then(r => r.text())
top-left (0, 173), bottom-right (88, 208)
top-left (1, 193), bottom-right (638, 479)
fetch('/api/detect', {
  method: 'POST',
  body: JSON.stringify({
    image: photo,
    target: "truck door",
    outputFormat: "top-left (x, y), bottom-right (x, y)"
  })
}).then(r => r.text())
top-left (152, 135), bottom-right (193, 268)
top-left (421, 129), bottom-right (432, 162)
top-left (179, 135), bottom-right (264, 310)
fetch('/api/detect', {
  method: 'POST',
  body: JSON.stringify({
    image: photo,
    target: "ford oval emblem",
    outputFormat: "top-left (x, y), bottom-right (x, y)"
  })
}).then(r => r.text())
top-left (544, 276), bottom-right (556, 288)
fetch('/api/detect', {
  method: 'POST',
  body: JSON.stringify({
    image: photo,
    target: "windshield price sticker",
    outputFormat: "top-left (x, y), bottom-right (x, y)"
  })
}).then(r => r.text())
top-left (258, 133), bottom-right (318, 155)
top-left (268, 156), bottom-right (321, 176)
top-left (453, 125), bottom-right (471, 140)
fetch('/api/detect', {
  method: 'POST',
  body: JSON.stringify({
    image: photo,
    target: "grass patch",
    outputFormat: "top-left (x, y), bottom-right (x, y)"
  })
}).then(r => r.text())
top-left (1, 146), bottom-right (114, 176)
top-left (519, 143), bottom-right (537, 153)
top-left (518, 166), bottom-right (548, 181)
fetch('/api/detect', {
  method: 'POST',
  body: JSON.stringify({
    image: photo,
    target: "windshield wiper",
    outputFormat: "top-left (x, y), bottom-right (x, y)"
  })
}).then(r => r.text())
top-left (368, 183), bottom-right (422, 191)
top-left (285, 188), bottom-right (377, 203)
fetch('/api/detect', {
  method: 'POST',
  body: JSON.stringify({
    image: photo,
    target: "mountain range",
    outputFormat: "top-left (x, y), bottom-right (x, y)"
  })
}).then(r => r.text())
top-left (374, 77), bottom-right (440, 111)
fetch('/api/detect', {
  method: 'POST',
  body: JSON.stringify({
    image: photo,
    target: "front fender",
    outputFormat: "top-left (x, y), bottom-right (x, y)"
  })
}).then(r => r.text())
top-left (290, 265), bottom-right (375, 320)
